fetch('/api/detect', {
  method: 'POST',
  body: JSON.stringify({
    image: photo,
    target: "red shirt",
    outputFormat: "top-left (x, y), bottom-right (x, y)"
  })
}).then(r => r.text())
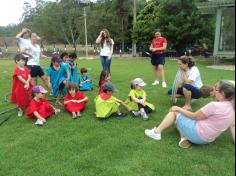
top-left (151, 37), bottom-right (167, 55)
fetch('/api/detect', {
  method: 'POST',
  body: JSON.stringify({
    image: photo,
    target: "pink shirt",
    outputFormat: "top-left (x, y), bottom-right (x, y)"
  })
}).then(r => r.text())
top-left (197, 101), bottom-right (235, 143)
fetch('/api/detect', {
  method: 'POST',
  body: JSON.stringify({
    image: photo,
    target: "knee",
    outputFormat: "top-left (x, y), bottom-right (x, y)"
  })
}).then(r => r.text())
top-left (183, 88), bottom-right (191, 95)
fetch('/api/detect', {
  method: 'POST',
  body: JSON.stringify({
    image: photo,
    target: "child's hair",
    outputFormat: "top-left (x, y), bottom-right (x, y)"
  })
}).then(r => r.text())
top-left (99, 70), bottom-right (109, 86)
top-left (14, 54), bottom-right (26, 63)
top-left (60, 52), bottom-right (69, 60)
top-left (69, 53), bottom-right (77, 60)
top-left (131, 83), bottom-right (135, 90)
top-left (200, 85), bottom-right (214, 98)
top-left (81, 68), bottom-right (87, 74)
top-left (66, 83), bottom-right (78, 92)
top-left (179, 55), bottom-right (196, 68)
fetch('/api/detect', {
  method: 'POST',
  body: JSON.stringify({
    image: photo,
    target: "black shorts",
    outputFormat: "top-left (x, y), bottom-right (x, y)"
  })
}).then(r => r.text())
top-left (168, 84), bottom-right (202, 99)
top-left (27, 65), bottom-right (45, 78)
top-left (151, 54), bottom-right (165, 66)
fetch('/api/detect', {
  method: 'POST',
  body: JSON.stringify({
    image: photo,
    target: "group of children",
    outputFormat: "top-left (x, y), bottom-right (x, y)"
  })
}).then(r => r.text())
top-left (10, 53), bottom-right (155, 126)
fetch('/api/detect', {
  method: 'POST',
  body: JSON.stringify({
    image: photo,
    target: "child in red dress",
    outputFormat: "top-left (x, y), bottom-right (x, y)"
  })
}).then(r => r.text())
top-left (64, 83), bottom-right (88, 119)
top-left (11, 54), bottom-right (32, 117)
top-left (98, 70), bottom-right (110, 95)
top-left (26, 85), bottom-right (60, 126)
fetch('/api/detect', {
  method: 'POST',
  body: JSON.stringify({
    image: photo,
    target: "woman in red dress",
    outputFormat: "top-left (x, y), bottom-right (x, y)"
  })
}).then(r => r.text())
top-left (11, 54), bottom-right (32, 117)
top-left (64, 83), bottom-right (88, 119)
top-left (26, 85), bottom-right (60, 126)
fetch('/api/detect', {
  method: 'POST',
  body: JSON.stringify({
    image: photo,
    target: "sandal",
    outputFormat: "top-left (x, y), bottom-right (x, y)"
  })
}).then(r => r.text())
top-left (179, 138), bottom-right (191, 149)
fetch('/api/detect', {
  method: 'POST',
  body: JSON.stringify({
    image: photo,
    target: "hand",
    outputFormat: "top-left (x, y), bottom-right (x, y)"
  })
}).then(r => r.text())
top-left (24, 83), bottom-right (29, 90)
top-left (100, 31), bottom-right (104, 36)
top-left (170, 106), bottom-right (181, 112)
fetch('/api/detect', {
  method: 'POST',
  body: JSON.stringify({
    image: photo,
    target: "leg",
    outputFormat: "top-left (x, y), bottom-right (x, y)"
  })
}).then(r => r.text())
top-left (158, 64), bottom-right (166, 83)
top-left (41, 75), bottom-right (52, 91)
top-left (100, 56), bottom-right (106, 71)
top-left (183, 88), bottom-right (192, 110)
top-left (106, 58), bottom-right (112, 74)
top-left (153, 65), bottom-right (159, 81)
top-left (154, 111), bottom-right (178, 134)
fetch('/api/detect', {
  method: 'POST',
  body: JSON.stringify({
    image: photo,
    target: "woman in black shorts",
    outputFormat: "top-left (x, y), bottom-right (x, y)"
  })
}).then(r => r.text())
top-left (22, 33), bottom-right (52, 91)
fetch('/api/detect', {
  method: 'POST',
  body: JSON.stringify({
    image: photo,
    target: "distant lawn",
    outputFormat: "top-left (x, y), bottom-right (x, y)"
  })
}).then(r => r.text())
top-left (0, 57), bottom-right (235, 176)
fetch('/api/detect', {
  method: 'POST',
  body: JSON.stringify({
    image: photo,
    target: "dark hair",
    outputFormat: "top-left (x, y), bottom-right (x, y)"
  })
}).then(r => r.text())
top-left (69, 53), bottom-right (77, 59)
top-left (60, 52), bottom-right (69, 60)
top-left (219, 80), bottom-right (235, 109)
top-left (179, 55), bottom-right (196, 68)
top-left (66, 83), bottom-right (78, 92)
top-left (81, 68), bottom-right (87, 74)
top-left (100, 29), bottom-right (112, 48)
top-left (14, 54), bottom-right (26, 63)
top-left (99, 70), bottom-right (109, 86)
top-left (200, 85), bottom-right (214, 98)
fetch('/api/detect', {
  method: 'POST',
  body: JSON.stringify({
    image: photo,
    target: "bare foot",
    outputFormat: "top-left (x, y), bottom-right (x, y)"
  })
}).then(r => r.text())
top-left (55, 100), bottom-right (63, 106)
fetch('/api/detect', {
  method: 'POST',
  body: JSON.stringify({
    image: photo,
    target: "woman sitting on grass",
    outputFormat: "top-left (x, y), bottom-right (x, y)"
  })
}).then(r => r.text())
top-left (145, 80), bottom-right (235, 149)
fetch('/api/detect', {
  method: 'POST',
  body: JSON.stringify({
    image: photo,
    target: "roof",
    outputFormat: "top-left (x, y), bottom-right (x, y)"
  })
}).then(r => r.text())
top-left (196, 0), bottom-right (235, 14)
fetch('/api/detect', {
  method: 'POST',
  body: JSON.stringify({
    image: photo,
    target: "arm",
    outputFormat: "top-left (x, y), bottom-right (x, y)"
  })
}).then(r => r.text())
top-left (230, 122), bottom-right (235, 144)
top-left (170, 106), bottom-right (207, 120)
top-left (33, 111), bottom-right (46, 121)
top-left (116, 99), bottom-right (132, 111)
top-left (21, 47), bottom-right (33, 58)
top-left (75, 97), bottom-right (88, 104)
top-left (154, 42), bottom-right (167, 51)
top-left (66, 70), bottom-right (70, 81)
top-left (181, 71), bottom-right (194, 84)
top-left (96, 31), bottom-right (103, 44)
top-left (108, 40), bottom-right (114, 59)
top-left (17, 75), bottom-right (28, 85)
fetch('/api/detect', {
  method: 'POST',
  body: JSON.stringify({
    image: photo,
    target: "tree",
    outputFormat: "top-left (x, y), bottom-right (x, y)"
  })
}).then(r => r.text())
top-left (133, 0), bottom-right (215, 55)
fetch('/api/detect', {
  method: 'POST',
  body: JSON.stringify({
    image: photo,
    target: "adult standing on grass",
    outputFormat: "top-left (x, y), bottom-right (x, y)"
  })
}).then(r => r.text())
top-left (16, 28), bottom-right (32, 64)
top-left (150, 29), bottom-right (168, 88)
top-left (21, 33), bottom-right (52, 91)
top-left (145, 80), bottom-right (235, 149)
top-left (96, 29), bottom-right (114, 74)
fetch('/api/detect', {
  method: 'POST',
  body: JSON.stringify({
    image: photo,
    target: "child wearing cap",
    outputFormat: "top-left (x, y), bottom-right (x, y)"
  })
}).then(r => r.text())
top-left (64, 83), bottom-right (88, 119)
top-left (11, 54), bottom-right (32, 117)
top-left (68, 53), bottom-right (78, 84)
top-left (26, 85), bottom-right (60, 126)
top-left (78, 68), bottom-right (93, 91)
top-left (126, 78), bottom-right (155, 121)
top-left (46, 55), bottom-right (67, 106)
top-left (95, 82), bottom-right (134, 119)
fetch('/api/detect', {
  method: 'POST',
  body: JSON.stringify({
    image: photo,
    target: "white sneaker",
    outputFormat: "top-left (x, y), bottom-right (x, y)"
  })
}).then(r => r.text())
top-left (162, 82), bottom-right (167, 88)
top-left (145, 129), bottom-right (161, 140)
top-left (152, 80), bottom-right (159, 86)
top-left (35, 119), bottom-right (44, 126)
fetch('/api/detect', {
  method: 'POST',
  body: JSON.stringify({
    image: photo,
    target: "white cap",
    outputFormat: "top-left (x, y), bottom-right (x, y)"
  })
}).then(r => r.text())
top-left (132, 78), bottom-right (147, 87)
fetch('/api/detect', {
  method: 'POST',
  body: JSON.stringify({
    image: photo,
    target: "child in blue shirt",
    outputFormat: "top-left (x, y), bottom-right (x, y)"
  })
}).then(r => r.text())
top-left (78, 68), bottom-right (93, 91)
top-left (68, 53), bottom-right (78, 84)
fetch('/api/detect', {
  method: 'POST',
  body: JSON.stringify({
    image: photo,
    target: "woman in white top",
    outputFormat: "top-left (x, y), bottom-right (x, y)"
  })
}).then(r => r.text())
top-left (96, 29), bottom-right (114, 74)
top-left (168, 56), bottom-right (207, 110)
top-left (16, 28), bottom-right (32, 64)
top-left (22, 33), bottom-right (51, 90)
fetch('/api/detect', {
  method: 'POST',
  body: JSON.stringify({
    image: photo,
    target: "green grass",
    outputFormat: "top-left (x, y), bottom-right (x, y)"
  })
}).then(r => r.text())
top-left (0, 57), bottom-right (235, 176)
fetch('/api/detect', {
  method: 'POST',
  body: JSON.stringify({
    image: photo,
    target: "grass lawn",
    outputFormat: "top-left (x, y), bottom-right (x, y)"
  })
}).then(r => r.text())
top-left (0, 57), bottom-right (235, 176)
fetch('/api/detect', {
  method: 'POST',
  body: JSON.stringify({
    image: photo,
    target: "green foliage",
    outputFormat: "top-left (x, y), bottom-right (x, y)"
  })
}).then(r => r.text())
top-left (133, 0), bottom-right (215, 53)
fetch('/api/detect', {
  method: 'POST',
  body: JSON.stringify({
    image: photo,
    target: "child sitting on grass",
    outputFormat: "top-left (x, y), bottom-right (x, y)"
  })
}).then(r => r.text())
top-left (26, 85), bottom-right (60, 126)
top-left (78, 68), bottom-right (93, 91)
top-left (64, 83), bottom-right (88, 119)
top-left (11, 54), bottom-right (32, 117)
top-left (95, 82), bottom-right (135, 119)
top-left (126, 78), bottom-right (155, 121)
top-left (98, 70), bottom-right (110, 94)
